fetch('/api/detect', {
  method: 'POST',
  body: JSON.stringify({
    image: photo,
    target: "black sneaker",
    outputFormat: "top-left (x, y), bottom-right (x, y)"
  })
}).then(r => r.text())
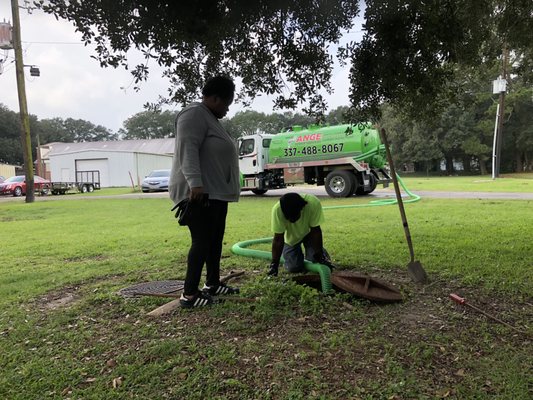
top-left (202, 283), bottom-right (240, 296)
top-left (179, 292), bottom-right (215, 309)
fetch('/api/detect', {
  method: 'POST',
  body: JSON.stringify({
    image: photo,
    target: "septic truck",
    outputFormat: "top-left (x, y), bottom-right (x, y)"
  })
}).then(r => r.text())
top-left (237, 123), bottom-right (391, 197)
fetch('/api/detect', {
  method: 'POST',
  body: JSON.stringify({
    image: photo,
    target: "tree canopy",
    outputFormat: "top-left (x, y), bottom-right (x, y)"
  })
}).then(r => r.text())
top-left (118, 110), bottom-right (175, 140)
top-left (37, 0), bottom-right (359, 119)
top-left (36, 0), bottom-right (533, 121)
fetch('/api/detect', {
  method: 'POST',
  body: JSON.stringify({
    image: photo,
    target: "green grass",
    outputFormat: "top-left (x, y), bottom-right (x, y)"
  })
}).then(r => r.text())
top-left (0, 196), bottom-right (531, 399)
top-left (395, 172), bottom-right (533, 192)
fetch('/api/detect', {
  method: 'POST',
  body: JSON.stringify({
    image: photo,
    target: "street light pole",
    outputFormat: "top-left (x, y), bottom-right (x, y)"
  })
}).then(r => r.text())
top-left (492, 47), bottom-right (508, 180)
top-left (11, 0), bottom-right (34, 203)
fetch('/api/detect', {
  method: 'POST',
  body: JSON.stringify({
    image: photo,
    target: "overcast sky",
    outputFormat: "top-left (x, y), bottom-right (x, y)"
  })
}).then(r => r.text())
top-left (0, 3), bottom-right (361, 133)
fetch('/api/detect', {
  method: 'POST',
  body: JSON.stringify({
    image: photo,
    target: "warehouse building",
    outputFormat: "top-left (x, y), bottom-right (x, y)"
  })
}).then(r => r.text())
top-left (41, 138), bottom-right (175, 188)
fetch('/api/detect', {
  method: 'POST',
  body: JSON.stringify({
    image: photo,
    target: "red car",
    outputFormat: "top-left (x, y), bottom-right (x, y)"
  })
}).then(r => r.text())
top-left (0, 175), bottom-right (51, 197)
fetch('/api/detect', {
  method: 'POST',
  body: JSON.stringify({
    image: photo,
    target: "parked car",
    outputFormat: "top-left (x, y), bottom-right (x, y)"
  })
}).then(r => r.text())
top-left (0, 175), bottom-right (51, 196)
top-left (141, 169), bottom-right (170, 193)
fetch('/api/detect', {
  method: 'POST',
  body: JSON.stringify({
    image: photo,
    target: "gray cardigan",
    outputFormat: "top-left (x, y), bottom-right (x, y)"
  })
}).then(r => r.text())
top-left (169, 102), bottom-right (240, 205)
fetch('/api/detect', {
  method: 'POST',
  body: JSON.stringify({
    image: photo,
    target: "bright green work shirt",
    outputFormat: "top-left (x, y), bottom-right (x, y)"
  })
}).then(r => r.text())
top-left (271, 194), bottom-right (325, 246)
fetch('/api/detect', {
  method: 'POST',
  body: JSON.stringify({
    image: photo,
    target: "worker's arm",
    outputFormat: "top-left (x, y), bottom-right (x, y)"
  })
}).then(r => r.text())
top-left (308, 226), bottom-right (323, 255)
top-left (308, 226), bottom-right (333, 268)
top-left (269, 233), bottom-right (285, 276)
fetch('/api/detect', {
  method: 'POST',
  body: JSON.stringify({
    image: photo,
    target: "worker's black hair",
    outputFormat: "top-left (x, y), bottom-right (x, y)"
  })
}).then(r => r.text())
top-left (280, 193), bottom-right (307, 222)
top-left (202, 76), bottom-right (235, 100)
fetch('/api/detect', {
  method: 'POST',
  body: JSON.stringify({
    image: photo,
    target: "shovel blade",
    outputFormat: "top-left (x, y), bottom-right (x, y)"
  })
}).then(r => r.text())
top-left (407, 260), bottom-right (428, 283)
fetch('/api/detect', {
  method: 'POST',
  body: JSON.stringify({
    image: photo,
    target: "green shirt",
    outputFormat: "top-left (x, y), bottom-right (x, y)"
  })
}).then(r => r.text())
top-left (271, 194), bottom-right (325, 246)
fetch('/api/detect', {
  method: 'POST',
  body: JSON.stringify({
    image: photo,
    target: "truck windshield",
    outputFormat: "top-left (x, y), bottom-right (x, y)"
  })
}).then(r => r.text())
top-left (239, 139), bottom-right (255, 156)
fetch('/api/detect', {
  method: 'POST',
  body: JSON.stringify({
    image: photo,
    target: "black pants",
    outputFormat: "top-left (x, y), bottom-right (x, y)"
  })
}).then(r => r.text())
top-left (184, 200), bottom-right (228, 295)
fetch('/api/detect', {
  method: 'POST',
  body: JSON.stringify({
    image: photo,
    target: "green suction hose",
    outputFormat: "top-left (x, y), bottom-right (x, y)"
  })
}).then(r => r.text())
top-left (231, 238), bottom-right (333, 293)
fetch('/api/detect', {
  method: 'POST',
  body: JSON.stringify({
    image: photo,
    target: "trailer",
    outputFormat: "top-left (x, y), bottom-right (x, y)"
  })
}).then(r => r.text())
top-left (50, 170), bottom-right (101, 195)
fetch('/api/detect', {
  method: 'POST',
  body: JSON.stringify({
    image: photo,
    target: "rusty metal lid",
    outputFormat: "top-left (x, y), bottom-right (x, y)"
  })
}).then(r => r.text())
top-left (293, 271), bottom-right (403, 303)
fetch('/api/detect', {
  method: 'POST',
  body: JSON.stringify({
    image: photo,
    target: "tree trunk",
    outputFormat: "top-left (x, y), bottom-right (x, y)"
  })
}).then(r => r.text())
top-left (515, 151), bottom-right (524, 173)
top-left (445, 156), bottom-right (454, 175)
top-left (479, 158), bottom-right (488, 175)
top-left (462, 156), bottom-right (471, 173)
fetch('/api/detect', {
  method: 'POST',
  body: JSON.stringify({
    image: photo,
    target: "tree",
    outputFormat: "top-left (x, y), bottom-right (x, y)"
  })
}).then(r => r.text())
top-left (38, 0), bottom-right (360, 117)
top-left (37, 1), bottom-right (533, 122)
top-left (37, 118), bottom-right (117, 143)
top-left (119, 110), bottom-right (176, 139)
top-left (222, 110), bottom-right (315, 138)
top-left (349, 0), bottom-right (533, 120)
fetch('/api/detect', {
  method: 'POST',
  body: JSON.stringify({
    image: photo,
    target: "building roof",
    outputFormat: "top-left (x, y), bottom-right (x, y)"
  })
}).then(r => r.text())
top-left (46, 138), bottom-right (175, 157)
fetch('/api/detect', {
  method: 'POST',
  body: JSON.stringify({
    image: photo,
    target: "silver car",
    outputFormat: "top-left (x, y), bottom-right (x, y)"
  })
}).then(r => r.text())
top-left (142, 169), bottom-right (170, 193)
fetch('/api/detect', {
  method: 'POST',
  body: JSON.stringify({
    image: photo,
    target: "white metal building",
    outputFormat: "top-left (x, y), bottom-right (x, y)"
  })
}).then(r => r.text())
top-left (44, 139), bottom-right (175, 187)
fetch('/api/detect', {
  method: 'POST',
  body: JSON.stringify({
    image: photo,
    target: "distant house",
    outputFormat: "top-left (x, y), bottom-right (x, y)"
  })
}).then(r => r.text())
top-left (41, 139), bottom-right (175, 187)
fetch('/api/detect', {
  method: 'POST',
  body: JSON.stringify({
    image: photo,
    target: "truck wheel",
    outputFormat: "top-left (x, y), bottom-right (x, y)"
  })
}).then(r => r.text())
top-left (87, 184), bottom-right (94, 193)
top-left (251, 189), bottom-right (268, 195)
top-left (14, 186), bottom-right (22, 197)
top-left (81, 185), bottom-right (88, 193)
top-left (325, 170), bottom-right (355, 198)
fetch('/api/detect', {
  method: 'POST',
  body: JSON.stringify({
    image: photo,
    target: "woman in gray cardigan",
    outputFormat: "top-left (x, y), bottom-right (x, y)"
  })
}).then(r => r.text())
top-left (169, 76), bottom-right (240, 308)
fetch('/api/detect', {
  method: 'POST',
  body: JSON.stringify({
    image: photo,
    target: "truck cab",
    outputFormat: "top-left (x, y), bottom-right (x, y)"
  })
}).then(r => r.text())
top-left (238, 133), bottom-right (282, 194)
top-left (238, 133), bottom-right (274, 175)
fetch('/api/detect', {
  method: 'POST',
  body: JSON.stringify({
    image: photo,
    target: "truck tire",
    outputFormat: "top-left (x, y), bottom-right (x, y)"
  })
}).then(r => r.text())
top-left (251, 189), bottom-right (268, 195)
top-left (87, 184), bottom-right (94, 193)
top-left (80, 185), bottom-right (88, 193)
top-left (325, 170), bottom-right (355, 198)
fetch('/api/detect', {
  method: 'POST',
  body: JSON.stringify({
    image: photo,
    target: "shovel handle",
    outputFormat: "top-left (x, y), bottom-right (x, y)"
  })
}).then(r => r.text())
top-left (379, 128), bottom-right (416, 262)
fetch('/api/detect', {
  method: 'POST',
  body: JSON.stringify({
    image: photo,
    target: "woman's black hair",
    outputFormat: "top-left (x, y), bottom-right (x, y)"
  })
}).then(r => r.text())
top-left (202, 76), bottom-right (235, 100)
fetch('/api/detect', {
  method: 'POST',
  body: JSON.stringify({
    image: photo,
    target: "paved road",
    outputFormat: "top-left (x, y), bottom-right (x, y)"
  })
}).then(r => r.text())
top-left (1, 186), bottom-right (533, 203)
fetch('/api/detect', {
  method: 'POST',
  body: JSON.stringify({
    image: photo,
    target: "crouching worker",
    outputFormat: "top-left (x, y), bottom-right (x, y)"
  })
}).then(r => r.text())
top-left (268, 192), bottom-right (332, 276)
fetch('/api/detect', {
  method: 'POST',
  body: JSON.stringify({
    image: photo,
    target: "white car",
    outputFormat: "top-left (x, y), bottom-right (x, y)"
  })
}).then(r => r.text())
top-left (142, 169), bottom-right (170, 193)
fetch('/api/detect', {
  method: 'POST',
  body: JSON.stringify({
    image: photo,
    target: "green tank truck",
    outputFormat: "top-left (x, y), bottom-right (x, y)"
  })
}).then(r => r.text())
top-left (238, 123), bottom-right (391, 197)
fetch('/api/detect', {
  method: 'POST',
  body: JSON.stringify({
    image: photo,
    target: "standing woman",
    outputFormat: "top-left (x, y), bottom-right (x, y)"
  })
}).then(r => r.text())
top-left (169, 76), bottom-right (240, 308)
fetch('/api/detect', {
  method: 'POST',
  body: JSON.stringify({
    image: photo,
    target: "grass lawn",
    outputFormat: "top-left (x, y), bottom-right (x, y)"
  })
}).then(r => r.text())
top-left (0, 195), bottom-right (531, 399)
top-left (396, 172), bottom-right (533, 193)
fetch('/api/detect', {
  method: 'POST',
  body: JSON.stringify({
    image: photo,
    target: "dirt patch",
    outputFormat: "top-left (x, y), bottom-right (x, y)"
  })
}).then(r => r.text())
top-left (37, 286), bottom-right (81, 310)
top-left (34, 274), bottom-right (125, 311)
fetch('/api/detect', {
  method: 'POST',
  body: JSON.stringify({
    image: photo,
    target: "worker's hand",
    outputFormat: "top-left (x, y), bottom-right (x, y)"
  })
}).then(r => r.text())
top-left (314, 251), bottom-right (335, 270)
top-left (267, 261), bottom-right (279, 277)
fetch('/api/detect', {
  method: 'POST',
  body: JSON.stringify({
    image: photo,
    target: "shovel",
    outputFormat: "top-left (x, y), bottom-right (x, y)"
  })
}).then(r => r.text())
top-left (379, 128), bottom-right (428, 283)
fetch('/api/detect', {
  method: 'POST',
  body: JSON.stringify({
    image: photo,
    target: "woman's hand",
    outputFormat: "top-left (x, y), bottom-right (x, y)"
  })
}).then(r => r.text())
top-left (189, 186), bottom-right (205, 202)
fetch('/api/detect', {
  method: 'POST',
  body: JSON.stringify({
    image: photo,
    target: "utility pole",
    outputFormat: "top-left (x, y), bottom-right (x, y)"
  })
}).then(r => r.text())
top-left (11, 0), bottom-right (35, 203)
top-left (492, 47), bottom-right (508, 179)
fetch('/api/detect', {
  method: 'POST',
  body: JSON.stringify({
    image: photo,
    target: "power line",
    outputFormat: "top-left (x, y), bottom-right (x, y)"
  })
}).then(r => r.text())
top-left (21, 40), bottom-right (84, 45)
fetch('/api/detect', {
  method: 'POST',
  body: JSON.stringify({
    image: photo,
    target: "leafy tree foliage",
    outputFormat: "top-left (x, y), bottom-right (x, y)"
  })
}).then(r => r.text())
top-left (0, 104), bottom-right (21, 165)
top-left (37, 117), bottom-right (117, 143)
top-left (36, 0), bottom-right (532, 121)
top-left (381, 60), bottom-right (533, 174)
top-left (350, 0), bottom-right (533, 120)
top-left (0, 104), bottom-right (117, 166)
top-left (118, 110), bottom-right (175, 139)
top-left (37, 0), bottom-right (359, 117)
top-left (222, 110), bottom-right (315, 138)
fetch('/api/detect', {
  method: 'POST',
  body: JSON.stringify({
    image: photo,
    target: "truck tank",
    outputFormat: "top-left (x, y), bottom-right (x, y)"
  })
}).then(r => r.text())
top-left (268, 123), bottom-right (386, 168)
